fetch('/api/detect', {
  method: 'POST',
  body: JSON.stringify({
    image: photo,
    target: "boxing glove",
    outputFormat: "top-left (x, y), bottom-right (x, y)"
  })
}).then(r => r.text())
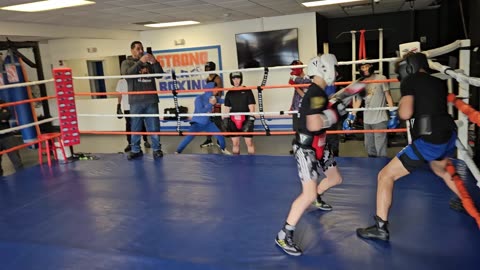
top-left (343, 113), bottom-right (356, 130)
top-left (388, 109), bottom-right (399, 129)
top-left (328, 100), bottom-right (348, 118)
top-left (325, 85), bottom-right (336, 98)
top-left (116, 104), bottom-right (123, 119)
top-left (242, 116), bottom-right (255, 132)
top-left (330, 82), bottom-right (366, 108)
top-left (223, 118), bottom-right (231, 132)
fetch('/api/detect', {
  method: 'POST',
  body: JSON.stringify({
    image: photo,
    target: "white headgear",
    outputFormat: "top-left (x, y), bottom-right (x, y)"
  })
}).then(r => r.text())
top-left (307, 54), bottom-right (338, 85)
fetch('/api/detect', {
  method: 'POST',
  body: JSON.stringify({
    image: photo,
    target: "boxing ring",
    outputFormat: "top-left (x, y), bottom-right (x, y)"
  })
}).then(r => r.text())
top-left (1, 39), bottom-right (480, 269)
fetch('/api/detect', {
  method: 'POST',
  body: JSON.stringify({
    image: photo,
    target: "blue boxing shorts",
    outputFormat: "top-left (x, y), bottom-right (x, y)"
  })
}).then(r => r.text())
top-left (397, 132), bottom-right (456, 172)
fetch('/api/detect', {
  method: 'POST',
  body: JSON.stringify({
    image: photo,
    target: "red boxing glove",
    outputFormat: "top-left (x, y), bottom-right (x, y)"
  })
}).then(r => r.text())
top-left (288, 78), bottom-right (295, 85)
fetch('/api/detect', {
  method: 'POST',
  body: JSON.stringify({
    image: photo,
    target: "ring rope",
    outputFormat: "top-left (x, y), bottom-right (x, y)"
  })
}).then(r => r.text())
top-left (257, 67), bottom-right (271, 135)
top-left (0, 117), bottom-right (58, 135)
top-left (447, 158), bottom-right (480, 229)
top-left (73, 78), bottom-right (401, 98)
top-left (448, 93), bottom-right (480, 126)
top-left (0, 133), bottom-right (62, 156)
top-left (0, 79), bottom-right (54, 90)
top-left (78, 112), bottom-right (299, 118)
top-left (170, 71), bottom-right (182, 135)
top-left (0, 96), bottom-right (56, 108)
top-left (79, 128), bottom-right (407, 136)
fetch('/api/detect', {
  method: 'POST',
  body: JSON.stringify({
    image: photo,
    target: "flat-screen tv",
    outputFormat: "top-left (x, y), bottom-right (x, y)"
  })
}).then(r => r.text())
top-left (235, 28), bottom-right (299, 68)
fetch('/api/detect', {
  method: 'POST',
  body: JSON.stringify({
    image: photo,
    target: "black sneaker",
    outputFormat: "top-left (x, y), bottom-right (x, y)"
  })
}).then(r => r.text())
top-left (153, 150), bottom-right (164, 160)
top-left (124, 145), bottom-right (131, 152)
top-left (356, 215), bottom-right (390, 241)
top-left (312, 196), bottom-right (333, 211)
top-left (144, 141), bottom-right (151, 149)
top-left (275, 229), bottom-right (302, 256)
top-left (127, 150), bottom-right (143, 160)
top-left (200, 139), bottom-right (213, 148)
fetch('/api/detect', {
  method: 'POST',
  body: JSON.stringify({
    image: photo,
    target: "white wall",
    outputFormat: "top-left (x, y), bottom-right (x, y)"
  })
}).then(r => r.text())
top-left (140, 12), bottom-right (317, 115)
top-left (44, 37), bottom-right (140, 126)
top-left (63, 56), bottom-right (121, 99)
top-left (47, 38), bottom-right (136, 63)
top-left (19, 13), bottom-right (316, 131)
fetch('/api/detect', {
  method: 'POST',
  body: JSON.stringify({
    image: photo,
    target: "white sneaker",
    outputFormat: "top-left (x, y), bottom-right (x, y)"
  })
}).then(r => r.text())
top-left (221, 149), bottom-right (232, 155)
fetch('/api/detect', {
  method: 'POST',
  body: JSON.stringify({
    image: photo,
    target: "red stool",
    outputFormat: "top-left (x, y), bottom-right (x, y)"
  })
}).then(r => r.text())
top-left (38, 133), bottom-right (67, 167)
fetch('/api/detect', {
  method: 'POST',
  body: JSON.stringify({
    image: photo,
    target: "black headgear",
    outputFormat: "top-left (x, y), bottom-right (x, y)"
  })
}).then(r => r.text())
top-left (205, 61), bottom-right (216, 71)
top-left (395, 52), bottom-right (429, 81)
top-left (404, 52), bottom-right (429, 75)
top-left (229, 72), bottom-right (243, 86)
top-left (358, 63), bottom-right (374, 78)
top-left (395, 62), bottom-right (409, 81)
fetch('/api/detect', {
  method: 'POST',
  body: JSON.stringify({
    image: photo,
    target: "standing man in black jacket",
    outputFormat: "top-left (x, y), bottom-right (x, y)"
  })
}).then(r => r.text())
top-left (121, 41), bottom-right (164, 160)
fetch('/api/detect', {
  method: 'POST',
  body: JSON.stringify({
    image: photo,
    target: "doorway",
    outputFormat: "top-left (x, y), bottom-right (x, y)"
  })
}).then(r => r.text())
top-left (87, 60), bottom-right (107, 99)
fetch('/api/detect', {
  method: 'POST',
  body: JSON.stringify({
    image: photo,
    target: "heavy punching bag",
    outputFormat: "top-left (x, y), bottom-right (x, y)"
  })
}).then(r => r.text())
top-left (3, 51), bottom-right (36, 143)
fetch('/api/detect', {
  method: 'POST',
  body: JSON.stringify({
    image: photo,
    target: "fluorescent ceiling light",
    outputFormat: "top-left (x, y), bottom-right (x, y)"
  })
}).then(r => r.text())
top-left (1, 0), bottom-right (95, 12)
top-left (302, 0), bottom-right (364, 7)
top-left (144, 21), bottom-right (200, 28)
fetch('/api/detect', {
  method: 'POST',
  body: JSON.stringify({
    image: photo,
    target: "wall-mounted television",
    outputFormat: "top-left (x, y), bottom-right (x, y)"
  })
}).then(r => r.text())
top-left (235, 28), bottom-right (299, 68)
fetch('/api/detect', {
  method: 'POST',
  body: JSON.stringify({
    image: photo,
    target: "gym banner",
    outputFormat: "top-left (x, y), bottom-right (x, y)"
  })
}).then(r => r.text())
top-left (153, 45), bottom-right (222, 95)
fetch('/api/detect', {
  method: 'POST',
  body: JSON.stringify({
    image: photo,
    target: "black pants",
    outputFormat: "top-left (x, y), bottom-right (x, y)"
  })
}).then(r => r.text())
top-left (0, 135), bottom-right (23, 175)
top-left (124, 110), bottom-right (148, 144)
top-left (206, 116), bottom-right (224, 141)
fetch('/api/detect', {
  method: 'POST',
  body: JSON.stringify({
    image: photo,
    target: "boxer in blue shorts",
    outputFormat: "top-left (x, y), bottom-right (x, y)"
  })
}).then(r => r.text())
top-left (275, 54), bottom-right (366, 256)
top-left (357, 52), bottom-right (461, 241)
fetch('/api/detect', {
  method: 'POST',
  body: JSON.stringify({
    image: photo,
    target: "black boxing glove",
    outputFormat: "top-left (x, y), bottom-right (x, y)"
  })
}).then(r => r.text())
top-left (116, 104), bottom-right (123, 119)
top-left (223, 118), bottom-right (231, 132)
top-left (242, 116), bottom-right (255, 132)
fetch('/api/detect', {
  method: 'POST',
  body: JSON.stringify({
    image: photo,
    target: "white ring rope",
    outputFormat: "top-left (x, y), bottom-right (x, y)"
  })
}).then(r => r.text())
top-left (347, 106), bottom-right (397, 112)
top-left (337, 57), bottom-right (399, 65)
top-left (0, 79), bottom-right (54, 91)
top-left (456, 139), bottom-right (480, 184)
top-left (424, 40), bottom-right (463, 58)
top-left (429, 60), bottom-right (480, 87)
top-left (71, 59), bottom-right (480, 88)
top-left (77, 111), bottom-right (299, 118)
top-left (73, 74), bottom-right (169, 80)
top-left (0, 117), bottom-right (59, 135)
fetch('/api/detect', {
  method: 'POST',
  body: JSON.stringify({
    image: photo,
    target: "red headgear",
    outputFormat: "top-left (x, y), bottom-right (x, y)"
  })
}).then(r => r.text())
top-left (290, 60), bottom-right (303, 76)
